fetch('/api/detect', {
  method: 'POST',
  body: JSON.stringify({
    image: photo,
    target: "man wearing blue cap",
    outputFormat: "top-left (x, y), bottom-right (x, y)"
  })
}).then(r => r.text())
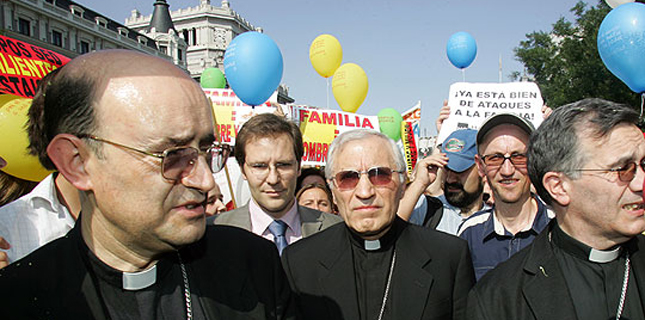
top-left (399, 129), bottom-right (489, 235)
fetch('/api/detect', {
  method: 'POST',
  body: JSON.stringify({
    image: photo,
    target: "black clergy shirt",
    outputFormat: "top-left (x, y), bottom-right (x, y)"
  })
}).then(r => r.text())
top-left (551, 222), bottom-right (644, 320)
top-left (348, 217), bottom-right (405, 320)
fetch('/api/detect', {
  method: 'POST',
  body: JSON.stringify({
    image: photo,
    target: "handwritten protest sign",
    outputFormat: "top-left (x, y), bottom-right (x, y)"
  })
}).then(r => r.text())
top-left (438, 82), bottom-right (544, 144)
top-left (0, 35), bottom-right (70, 98)
top-left (295, 106), bottom-right (380, 167)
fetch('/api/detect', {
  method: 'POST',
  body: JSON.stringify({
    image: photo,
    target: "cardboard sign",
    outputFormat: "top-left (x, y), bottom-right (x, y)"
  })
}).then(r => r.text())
top-left (438, 82), bottom-right (544, 144)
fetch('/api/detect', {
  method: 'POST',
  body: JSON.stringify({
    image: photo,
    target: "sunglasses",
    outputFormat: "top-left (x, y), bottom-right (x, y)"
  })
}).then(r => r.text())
top-left (82, 135), bottom-right (231, 181)
top-left (331, 167), bottom-right (404, 190)
top-left (480, 152), bottom-right (528, 168)
top-left (574, 159), bottom-right (645, 182)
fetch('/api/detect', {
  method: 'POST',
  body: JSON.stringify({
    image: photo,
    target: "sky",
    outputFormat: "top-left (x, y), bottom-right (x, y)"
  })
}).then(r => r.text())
top-left (82, 0), bottom-right (588, 134)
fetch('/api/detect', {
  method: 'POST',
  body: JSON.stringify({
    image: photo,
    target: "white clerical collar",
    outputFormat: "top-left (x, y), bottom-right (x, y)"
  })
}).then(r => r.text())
top-left (122, 264), bottom-right (157, 290)
top-left (364, 239), bottom-right (381, 251)
top-left (589, 247), bottom-right (621, 263)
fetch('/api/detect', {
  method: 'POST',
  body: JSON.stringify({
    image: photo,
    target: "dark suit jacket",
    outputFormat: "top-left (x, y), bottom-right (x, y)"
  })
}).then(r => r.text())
top-left (281, 218), bottom-right (475, 320)
top-left (212, 203), bottom-right (343, 237)
top-left (0, 223), bottom-right (295, 320)
top-left (466, 220), bottom-right (645, 320)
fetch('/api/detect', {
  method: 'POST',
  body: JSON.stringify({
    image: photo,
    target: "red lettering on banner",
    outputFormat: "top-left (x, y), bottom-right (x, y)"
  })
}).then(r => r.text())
top-left (299, 109), bottom-right (309, 123)
top-left (362, 118), bottom-right (374, 129)
top-left (303, 141), bottom-right (329, 163)
top-left (217, 124), bottom-right (232, 142)
top-left (322, 112), bottom-right (336, 125)
top-left (310, 111), bottom-right (321, 124)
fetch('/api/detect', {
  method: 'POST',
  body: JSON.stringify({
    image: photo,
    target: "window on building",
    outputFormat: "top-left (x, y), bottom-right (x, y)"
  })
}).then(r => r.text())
top-left (18, 18), bottom-right (30, 36)
top-left (159, 45), bottom-right (167, 54)
top-left (182, 30), bottom-right (189, 43)
top-left (178, 49), bottom-right (183, 61)
top-left (95, 17), bottom-right (107, 28)
top-left (52, 30), bottom-right (62, 47)
top-left (117, 27), bottom-right (129, 37)
top-left (70, 5), bottom-right (84, 17)
top-left (80, 41), bottom-right (90, 54)
top-left (192, 28), bottom-right (197, 45)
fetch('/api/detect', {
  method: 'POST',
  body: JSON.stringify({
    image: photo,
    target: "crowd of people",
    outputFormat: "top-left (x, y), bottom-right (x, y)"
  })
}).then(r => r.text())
top-left (0, 49), bottom-right (644, 320)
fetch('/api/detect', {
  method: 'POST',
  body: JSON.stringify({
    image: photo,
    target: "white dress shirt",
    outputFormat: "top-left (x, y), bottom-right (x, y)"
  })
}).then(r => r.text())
top-left (0, 174), bottom-right (75, 264)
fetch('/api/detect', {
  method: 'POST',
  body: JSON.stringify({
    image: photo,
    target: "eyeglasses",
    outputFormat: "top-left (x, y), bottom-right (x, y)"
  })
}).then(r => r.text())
top-left (245, 161), bottom-right (298, 179)
top-left (480, 153), bottom-right (528, 168)
top-left (331, 167), bottom-right (405, 190)
top-left (82, 135), bottom-right (231, 180)
top-left (573, 159), bottom-right (645, 182)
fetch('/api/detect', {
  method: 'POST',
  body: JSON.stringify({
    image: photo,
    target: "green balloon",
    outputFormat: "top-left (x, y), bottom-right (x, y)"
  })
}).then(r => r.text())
top-left (200, 68), bottom-right (226, 88)
top-left (377, 108), bottom-right (403, 141)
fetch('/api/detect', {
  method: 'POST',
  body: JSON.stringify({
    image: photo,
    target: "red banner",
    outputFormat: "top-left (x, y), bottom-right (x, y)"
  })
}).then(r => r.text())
top-left (0, 35), bottom-right (71, 98)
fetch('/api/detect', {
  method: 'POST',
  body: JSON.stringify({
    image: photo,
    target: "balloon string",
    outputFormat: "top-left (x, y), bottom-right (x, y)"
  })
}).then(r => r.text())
top-left (326, 77), bottom-right (330, 109)
top-left (462, 69), bottom-right (466, 82)
top-left (640, 92), bottom-right (645, 119)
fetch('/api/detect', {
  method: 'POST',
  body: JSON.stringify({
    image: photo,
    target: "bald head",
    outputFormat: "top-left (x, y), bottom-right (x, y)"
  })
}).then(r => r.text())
top-left (31, 50), bottom-right (202, 169)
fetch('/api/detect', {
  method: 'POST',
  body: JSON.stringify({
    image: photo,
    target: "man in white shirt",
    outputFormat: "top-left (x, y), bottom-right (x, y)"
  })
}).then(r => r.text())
top-left (0, 69), bottom-right (80, 266)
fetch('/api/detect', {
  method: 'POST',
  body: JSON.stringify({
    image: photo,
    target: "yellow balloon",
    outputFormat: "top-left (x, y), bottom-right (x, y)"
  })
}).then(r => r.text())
top-left (332, 63), bottom-right (369, 113)
top-left (0, 94), bottom-right (52, 181)
top-left (309, 34), bottom-right (343, 78)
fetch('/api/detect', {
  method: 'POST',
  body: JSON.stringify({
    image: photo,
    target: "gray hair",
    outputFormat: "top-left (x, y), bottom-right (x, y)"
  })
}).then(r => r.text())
top-left (527, 98), bottom-right (639, 206)
top-left (325, 129), bottom-right (406, 185)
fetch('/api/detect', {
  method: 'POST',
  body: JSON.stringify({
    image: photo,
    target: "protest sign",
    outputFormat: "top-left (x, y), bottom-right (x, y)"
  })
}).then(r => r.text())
top-left (295, 106), bottom-right (379, 167)
top-left (0, 35), bottom-right (70, 98)
top-left (204, 88), bottom-right (283, 144)
top-left (438, 82), bottom-right (544, 143)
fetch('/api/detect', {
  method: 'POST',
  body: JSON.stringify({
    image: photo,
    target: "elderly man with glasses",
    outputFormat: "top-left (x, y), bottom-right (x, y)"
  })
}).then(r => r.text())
top-left (466, 99), bottom-right (645, 319)
top-left (0, 50), bottom-right (294, 319)
top-left (282, 129), bottom-right (475, 320)
top-left (457, 113), bottom-right (554, 281)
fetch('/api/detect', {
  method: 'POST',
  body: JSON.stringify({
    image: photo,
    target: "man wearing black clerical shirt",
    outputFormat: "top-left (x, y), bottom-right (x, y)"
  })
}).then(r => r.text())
top-left (282, 129), bottom-right (475, 320)
top-left (466, 98), bottom-right (645, 320)
top-left (0, 50), bottom-right (294, 319)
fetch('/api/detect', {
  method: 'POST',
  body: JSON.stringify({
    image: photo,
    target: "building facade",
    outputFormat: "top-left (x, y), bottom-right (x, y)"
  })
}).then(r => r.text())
top-left (0, 0), bottom-right (177, 64)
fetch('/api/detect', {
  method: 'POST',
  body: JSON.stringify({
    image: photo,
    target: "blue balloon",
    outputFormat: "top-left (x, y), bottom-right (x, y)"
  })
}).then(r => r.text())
top-left (224, 32), bottom-right (284, 106)
top-left (598, 2), bottom-right (645, 93)
top-left (446, 32), bottom-right (477, 69)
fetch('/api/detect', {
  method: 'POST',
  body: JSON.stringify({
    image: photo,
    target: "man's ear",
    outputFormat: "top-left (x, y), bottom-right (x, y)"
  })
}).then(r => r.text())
top-left (475, 154), bottom-right (486, 178)
top-left (47, 134), bottom-right (93, 191)
top-left (543, 171), bottom-right (571, 207)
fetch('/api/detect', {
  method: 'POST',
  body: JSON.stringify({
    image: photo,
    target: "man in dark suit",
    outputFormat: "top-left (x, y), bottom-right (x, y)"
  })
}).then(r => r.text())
top-left (214, 113), bottom-right (341, 253)
top-left (282, 129), bottom-right (475, 320)
top-left (0, 50), bottom-right (294, 319)
top-left (467, 98), bottom-right (645, 319)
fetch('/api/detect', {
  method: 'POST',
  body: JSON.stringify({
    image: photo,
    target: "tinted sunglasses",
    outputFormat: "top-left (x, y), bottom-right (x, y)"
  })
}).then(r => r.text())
top-left (574, 158), bottom-right (645, 182)
top-left (83, 135), bottom-right (231, 181)
top-left (480, 152), bottom-right (527, 168)
top-left (331, 167), bottom-right (404, 190)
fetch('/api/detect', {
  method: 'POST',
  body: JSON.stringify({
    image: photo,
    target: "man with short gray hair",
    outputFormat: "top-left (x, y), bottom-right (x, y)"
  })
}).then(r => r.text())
top-left (283, 129), bottom-right (475, 320)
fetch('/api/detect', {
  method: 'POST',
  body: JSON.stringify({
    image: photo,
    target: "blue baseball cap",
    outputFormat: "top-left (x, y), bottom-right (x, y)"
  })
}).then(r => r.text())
top-left (441, 129), bottom-right (477, 173)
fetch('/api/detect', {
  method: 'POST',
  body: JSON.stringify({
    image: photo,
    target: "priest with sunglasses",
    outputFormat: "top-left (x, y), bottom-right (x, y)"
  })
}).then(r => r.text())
top-left (467, 99), bottom-right (645, 320)
top-left (282, 129), bottom-right (475, 320)
top-left (457, 113), bottom-right (555, 281)
top-left (0, 50), bottom-right (294, 319)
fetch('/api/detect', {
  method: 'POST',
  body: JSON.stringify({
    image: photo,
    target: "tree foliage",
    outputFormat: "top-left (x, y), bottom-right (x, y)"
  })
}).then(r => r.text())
top-left (512, 1), bottom-right (642, 111)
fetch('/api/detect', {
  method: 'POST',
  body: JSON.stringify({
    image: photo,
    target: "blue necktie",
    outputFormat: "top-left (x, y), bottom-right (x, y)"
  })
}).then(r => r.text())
top-left (268, 220), bottom-right (288, 255)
